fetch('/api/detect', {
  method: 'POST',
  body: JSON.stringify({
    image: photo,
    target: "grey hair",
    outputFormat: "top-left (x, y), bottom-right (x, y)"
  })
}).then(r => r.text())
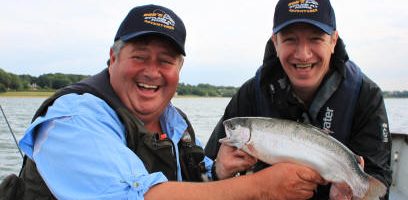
top-left (111, 40), bottom-right (126, 58)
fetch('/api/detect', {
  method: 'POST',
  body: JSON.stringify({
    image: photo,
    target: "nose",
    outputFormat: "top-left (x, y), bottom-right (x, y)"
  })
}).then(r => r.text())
top-left (294, 40), bottom-right (312, 62)
top-left (143, 60), bottom-right (161, 78)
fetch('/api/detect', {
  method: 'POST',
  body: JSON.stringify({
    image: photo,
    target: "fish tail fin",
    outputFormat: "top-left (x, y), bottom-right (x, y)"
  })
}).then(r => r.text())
top-left (361, 176), bottom-right (387, 200)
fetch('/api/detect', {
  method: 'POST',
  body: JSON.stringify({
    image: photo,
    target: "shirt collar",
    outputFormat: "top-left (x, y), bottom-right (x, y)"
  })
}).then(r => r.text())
top-left (159, 103), bottom-right (188, 143)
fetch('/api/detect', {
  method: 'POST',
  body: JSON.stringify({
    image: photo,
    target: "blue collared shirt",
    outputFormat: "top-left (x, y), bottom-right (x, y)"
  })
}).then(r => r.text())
top-left (19, 93), bottom-right (213, 200)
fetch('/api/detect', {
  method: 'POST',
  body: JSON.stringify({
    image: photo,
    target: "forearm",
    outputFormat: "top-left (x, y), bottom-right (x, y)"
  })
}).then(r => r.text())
top-left (146, 163), bottom-right (323, 200)
top-left (145, 174), bottom-right (265, 200)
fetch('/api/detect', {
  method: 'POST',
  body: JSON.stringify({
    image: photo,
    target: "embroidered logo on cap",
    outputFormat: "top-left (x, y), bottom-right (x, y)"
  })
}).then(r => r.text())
top-left (143, 9), bottom-right (176, 30)
top-left (288, 0), bottom-right (319, 13)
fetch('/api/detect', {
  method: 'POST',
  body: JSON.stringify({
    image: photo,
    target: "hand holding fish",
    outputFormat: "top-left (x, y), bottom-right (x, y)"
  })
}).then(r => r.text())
top-left (258, 162), bottom-right (325, 199)
top-left (214, 143), bottom-right (257, 179)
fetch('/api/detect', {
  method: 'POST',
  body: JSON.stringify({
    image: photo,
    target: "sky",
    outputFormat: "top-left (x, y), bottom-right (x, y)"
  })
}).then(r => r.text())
top-left (1, 0), bottom-right (407, 91)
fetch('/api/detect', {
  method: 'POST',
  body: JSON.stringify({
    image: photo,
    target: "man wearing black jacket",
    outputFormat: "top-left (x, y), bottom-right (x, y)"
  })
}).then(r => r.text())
top-left (205, 0), bottom-right (392, 199)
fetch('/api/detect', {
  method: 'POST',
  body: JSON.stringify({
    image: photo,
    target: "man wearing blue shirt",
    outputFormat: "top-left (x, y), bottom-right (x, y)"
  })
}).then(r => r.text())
top-left (2, 4), bottom-right (324, 200)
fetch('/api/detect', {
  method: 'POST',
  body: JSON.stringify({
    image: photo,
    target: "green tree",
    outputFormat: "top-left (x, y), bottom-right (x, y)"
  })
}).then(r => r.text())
top-left (0, 68), bottom-right (11, 89)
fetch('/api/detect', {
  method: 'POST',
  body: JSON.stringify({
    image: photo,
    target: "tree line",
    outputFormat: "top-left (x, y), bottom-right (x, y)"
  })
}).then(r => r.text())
top-left (0, 68), bottom-right (89, 92)
top-left (1, 68), bottom-right (407, 98)
top-left (0, 68), bottom-right (238, 97)
top-left (383, 91), bottom-right (408, 98)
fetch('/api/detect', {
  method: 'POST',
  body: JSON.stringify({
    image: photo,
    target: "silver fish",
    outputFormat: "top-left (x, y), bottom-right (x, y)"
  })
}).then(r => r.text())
top-left (220, 117), bottom-right (387, 200)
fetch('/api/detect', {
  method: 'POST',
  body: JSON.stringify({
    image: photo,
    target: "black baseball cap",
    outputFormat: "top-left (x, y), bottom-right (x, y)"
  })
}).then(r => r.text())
top-left (273, 0), bottom-right (336, 34)
top-left (114, 4), bottom-right (186, 55)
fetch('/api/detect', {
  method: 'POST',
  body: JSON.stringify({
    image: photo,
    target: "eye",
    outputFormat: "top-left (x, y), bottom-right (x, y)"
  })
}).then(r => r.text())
top-left (134, 55), bottom-right (147, 60)
top-left (281, 36), bottom-right (296, 43)
top-left (310, 32), bottom-right (327, 42)
top-left (160, 59), bottom-right (174, 65)
top-left (311, 36), bottom-right (324, 42)
top-left (158, 55), bottom-right (178, 66)
top-left (228, 123), bottom-right (236, 130)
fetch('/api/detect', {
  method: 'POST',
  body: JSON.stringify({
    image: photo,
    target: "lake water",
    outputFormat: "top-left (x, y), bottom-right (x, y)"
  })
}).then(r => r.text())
top-left (1, 97), bottom-right (407, 182)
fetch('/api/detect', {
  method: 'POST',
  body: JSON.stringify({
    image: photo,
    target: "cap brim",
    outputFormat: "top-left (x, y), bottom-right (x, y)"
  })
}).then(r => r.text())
top-left (273, 19), bottom-right (334, 35)
top-left (119, 31), bottom-right (186, 56)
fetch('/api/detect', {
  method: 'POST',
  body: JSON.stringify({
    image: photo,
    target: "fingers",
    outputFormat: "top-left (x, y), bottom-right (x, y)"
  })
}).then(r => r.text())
top-left (358, 156), bottom-right (365, 169)
top-left (215, 144), bottom-right (257, 179)
top-left (330, 183), bottom-right (353, 200)
top-left (297, 166), bottom-right (325, 185)
top-left (233, 149), bottom-right (257, 165)
top-left (260, 163), bottom-right (320, 200)
top-left (227, 150), bottom-right (257, 173)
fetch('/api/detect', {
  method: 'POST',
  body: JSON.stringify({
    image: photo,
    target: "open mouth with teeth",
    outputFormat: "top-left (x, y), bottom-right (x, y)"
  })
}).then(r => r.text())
top-left (295, 63), bottom-right (313, 69)
top-left (137, 83), bottom-right (160, 92)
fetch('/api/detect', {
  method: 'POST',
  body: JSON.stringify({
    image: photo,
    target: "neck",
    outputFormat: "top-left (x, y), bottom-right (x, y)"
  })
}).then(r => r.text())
top-left (293, 87), bottom-right (316, 106)
top-left (144, 120), bottom-right (162, 134)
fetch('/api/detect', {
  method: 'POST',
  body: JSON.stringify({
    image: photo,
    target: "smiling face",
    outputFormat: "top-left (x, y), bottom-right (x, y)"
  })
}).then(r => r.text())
top-left (272, 23), bottom-right (338, 101)
top-left (109, 36), bottom-right (183, 124)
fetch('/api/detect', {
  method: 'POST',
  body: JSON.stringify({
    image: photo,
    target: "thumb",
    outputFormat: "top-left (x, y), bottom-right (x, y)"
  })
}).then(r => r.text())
top-left (297, 167), bottom-right (325, 184)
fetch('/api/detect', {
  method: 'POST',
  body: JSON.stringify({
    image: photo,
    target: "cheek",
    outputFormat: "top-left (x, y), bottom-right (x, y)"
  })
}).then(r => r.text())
top-left (165, 68), bottom-right (180, 81)
top-left (276, 46), bottom-right (291, 61)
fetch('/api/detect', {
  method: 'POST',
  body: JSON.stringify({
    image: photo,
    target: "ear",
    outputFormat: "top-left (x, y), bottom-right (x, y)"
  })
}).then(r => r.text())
top-left (271, 34), bottom-right (279, 57)
top-left (330, 31), bottom-right (339, 53)
top-left (178, 57), bottom-right (184, 71)
top-left (109, 48), bottom-right (116, 66)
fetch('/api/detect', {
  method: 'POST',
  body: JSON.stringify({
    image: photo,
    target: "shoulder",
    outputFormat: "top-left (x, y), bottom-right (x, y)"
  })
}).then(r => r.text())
top-left (359, 74), bottom-right (384, 103)
top-left (50, 93), bottom-right (116, 117)
top-left (353, 73), bottom-right (387, 125)
top-left (236, 77), bottom-right (257, 98)
top-left (223, 77), bottom-right (257, 117)
top-left (36, 93), bottom-right (123, 131)
top-left (343, 61), bottom-right (384, 104)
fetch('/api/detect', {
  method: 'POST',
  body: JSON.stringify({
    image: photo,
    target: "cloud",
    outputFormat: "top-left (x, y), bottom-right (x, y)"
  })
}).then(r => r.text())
top-left (1, 0), bottom-right (407, 90)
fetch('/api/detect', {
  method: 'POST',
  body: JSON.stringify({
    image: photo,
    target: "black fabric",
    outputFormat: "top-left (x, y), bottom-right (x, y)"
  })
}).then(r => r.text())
top-left (0, 174), bottom-right (24, 200)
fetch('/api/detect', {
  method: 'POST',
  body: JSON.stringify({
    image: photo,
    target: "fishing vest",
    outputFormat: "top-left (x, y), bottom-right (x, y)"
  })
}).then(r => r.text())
top-left (255, 60), bottom-right (363, 144)
top-left (1, 69), bottom-right (206, 200)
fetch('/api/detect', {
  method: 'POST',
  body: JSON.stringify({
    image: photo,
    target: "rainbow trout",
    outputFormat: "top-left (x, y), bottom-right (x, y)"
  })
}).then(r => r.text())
top-left (220, 117), bottom-right (386, 199)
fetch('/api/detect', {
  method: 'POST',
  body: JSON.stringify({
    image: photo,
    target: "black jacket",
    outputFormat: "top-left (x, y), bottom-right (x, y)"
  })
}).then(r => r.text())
top-left (205, 38), bottom-right (392, 199)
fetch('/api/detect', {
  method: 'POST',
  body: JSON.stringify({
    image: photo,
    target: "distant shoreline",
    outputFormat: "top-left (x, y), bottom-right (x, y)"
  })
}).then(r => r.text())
top-left (0, 91), bottom-right (231, 98)
top-left (1, 91), bottom-right (407, 98)
top-left (0, 91), bottom-right (55, 97)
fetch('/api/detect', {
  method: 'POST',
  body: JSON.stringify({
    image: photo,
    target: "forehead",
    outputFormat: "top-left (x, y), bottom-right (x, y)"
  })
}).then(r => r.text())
top-left (126, 35), bottom-right (181, 55)
top-left (279, 23), bottom-right (326, 35)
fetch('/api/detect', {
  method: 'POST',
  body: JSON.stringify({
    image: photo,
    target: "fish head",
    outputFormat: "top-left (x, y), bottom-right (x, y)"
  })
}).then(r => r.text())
top-left (219, 117), bottom-right (251, 149)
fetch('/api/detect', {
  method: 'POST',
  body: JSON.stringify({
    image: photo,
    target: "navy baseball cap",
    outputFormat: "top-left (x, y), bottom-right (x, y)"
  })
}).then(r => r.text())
top-left (273, 0), bottom-right (336, 34)
top-left (114, 4), bottom-right (186, 55)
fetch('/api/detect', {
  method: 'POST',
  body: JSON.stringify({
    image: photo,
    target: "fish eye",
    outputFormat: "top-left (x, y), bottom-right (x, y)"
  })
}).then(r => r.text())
top-left (224, 121), bottom-right (235, 130)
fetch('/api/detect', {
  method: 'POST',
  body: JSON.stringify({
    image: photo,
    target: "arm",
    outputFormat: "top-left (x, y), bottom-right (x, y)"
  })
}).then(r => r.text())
top-left (349, 76), bottom-right (392, 188)
top-left (23, 94), bottom-right (167, 199)
top-left (146, 162), bottom-right (325, 200)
